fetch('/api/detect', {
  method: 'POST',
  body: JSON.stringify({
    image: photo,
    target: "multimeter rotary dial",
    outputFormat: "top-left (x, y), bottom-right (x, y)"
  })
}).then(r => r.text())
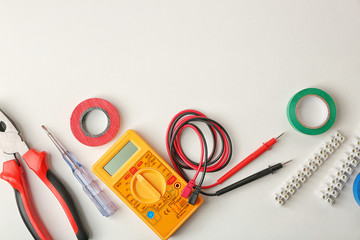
top-left (131, 168), bottom-right (166, 203)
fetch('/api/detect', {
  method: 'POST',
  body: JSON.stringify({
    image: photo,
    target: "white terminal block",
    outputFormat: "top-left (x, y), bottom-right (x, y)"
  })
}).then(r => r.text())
top-left (327, 176), bottom-right (337, 185)
top-left (298, 175), bottom-right (307, 183)
top-left (302, 166), bottom-right (310, 174)
top-left (288, 187), bottom-right (295, 195)
top-left (349, 146), bottom-right (357, 155)
top-left (330, 188), bottom-right (339, 198)
top-left (279, 187), bottom-right (288, 196)
top-left (315, 158), bottom-right (324, 166)
top-left (290, 176), bottom-right (298, 185)
top-left (296, 170), bottom-right (305, 178)
top-left (326, 175), bottom-right (344, 190)
top-left (317, 135), bottom-right (360, 205)
top-left (320, 184), bottom-right (339, 198)
top-left (293, 181), bottom-right (301, 189)
top-left (327, 147), bottom-right (335, 155)
top-left (277, 198), bottom-right (285, 206)
top-left (295, 171), bottom-right (307, 183)
top-left (318, 147), bottom-right (329, 160)
top-left (274, 193), bottom-right (282, 202)
top-left (355, 146), bottom-right (360, 152)
top-left (344, 166), bottom-right (354, 175)
top-left (333, 131), bottom-right (345, 143)
top-left (329, 136), bottom-right (337, 144)
top-left (339, 174), bottom-right (348, 182)
top-left (345, 154), bottom-right (354, 162)
top-left (344, 157), bottom-right (358, 167)
top-left (320, 183), bottom-right (332, 193)
top-left (353, 138), bottom-right (360, 151)
top-left (325, 196), bottom-right (335, 205)
top-left (330, 139), bottom-right (340, 149)
top-left (304, 159), bottom-right (315, 168)
top-left (321, 150), bottom-right (329, 160)
top-left (348, 152), bottom-right (356, 160)
top-left (321, 143), bottom-right (335, 155)
top-left (305, 170), bottom-right (312, 178)
top-left (284, 182), bottom-right (295, 194)
top-left (320, 191), bottom-right (330, 200)
top-left (282, 192), bottom-right (290, 201)
top-left (324, 142), bottom-right (332, 150)
top-left (331, 168), bottom-right (348, 182)
top-left (330, 168), bottom-right (342, 177)
top-left (337, 168), bottom-right (345, 176)
top-left (313, 153), bottom-right (321, 161)
top-left (285, 182), bottom-right (293, 191)
top-left (353, 151), bottom-right (360, 159)
top-left (331, 181), bottom-right (343, 190)
top-left (319, 190), bottom-right (335, 205)
top-left (311, 164), bottom-right (318, 172)
top-left (274, 131), bottom-right (345, 206)
top-left (336, 161), bottom-right (349, 170)
top-left (335, 182), bottom-right (343, 190)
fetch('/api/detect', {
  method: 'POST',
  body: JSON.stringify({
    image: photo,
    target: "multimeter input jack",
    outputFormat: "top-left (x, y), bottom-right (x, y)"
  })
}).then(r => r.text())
top-left (174, 182), bottom-right (181, 189)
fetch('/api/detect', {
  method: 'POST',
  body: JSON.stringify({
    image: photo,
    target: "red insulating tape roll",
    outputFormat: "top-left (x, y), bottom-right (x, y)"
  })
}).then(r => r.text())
top-left (70, 98), bottom-right (120, 147)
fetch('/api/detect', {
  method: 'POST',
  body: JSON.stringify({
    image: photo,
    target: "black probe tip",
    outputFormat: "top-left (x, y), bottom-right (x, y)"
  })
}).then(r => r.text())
top-left (281, 159), bottom-right (293, 166)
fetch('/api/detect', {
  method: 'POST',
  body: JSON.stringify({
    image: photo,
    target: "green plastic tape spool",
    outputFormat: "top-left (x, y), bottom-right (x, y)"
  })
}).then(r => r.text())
top-left (287, 88), bottom-right (336, 135)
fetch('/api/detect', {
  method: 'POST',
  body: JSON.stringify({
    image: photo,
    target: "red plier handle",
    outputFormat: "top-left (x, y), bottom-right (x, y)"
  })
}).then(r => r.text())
top-left (0, 159), bottom-right (52, 240)
top-left (23, 149), bottom-right (89, 240)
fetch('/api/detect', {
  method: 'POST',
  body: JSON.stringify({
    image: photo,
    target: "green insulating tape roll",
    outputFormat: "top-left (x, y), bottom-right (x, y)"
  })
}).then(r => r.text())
top-left (287, 88), bottom-right (336, 135)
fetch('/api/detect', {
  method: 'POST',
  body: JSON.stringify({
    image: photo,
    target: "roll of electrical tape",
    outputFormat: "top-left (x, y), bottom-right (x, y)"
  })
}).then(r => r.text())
top-left (71, 98), bottom-right (120, 146)
top-left (287, 88), bottom-right (336, 135)
top-left (353, 173), bottom-right (360, 206)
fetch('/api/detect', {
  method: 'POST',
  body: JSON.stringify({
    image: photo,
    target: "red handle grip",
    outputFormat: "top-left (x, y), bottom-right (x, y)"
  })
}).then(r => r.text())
top-left (217, 138), bottom-right (277, 184)
top-left (0, 160), bottom-right (52, 240)
top-left (23, 149), bottom-right (88, 240)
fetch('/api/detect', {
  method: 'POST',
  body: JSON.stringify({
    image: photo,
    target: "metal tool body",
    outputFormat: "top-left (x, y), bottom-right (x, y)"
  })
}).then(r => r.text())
top-left (0, 110), bottom-right (88, 240)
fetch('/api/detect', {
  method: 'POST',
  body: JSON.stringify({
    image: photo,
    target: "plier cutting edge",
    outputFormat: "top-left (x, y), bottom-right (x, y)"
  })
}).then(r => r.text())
top-left (0, 109), bottom-right (88, 240)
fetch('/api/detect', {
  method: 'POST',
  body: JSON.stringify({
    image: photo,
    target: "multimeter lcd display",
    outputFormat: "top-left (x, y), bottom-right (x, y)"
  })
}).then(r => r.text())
top-left (103, 141), bottom-right (138, 176)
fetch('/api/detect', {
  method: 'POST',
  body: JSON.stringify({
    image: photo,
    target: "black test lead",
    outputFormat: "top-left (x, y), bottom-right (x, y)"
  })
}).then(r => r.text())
top-left (200, 160), bottom-right (293, 197)
top-left (167, 109), bottom-right (288, 205)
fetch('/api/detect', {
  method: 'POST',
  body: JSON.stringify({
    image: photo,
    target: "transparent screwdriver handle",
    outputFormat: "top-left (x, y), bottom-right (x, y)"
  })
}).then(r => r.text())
top-left (41, 125), bottom-right (117, 217)
top-left (67, 152), bottom-right (117, 217)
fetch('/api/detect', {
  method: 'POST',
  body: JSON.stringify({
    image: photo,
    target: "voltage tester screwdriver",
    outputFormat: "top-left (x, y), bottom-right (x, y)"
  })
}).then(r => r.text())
top-left (42, 126), bottom-right (117, 217)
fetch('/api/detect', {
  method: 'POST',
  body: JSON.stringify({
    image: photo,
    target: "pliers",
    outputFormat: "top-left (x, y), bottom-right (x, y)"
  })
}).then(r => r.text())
top-left (0, 109), bottom-right (88, 240)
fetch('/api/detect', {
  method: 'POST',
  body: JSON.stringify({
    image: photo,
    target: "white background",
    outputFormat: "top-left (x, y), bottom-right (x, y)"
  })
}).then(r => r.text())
top-left (1, 1), bottom-right (360, 240)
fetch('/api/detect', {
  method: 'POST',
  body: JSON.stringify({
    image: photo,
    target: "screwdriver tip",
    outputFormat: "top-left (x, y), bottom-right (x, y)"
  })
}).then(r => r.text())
top-left (276, 132), bottom-right (285, 141)
top-left (282, 159), bottom-right (293, 166)
top-left (41, 125), bottom-right (50, 134)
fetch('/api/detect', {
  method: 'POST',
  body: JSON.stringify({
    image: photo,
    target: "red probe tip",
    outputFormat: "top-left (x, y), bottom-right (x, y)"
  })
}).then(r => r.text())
top-left (275, 132), bottom-right (285, 141)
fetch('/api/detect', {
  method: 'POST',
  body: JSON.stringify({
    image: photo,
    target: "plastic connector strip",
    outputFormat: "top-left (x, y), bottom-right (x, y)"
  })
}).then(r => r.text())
top-left (319, 136), bottom-right (359, 205)
top-left (273, 131), bottom-right (344, 206)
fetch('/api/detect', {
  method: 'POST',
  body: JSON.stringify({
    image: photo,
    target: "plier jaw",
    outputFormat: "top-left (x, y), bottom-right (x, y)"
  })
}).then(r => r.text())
top-left (0, 109), bottom-right (30, 161)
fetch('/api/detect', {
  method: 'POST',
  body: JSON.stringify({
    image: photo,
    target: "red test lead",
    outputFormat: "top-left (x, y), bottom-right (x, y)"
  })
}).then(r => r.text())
top-left (216, 132), bottom-right (284, 185)
top-left (166, 110), bottom-right (285, 204)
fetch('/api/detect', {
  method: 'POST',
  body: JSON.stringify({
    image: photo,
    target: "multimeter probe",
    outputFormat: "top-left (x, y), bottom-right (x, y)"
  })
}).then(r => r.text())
top-left (166, 110), bottom-right (287, 204)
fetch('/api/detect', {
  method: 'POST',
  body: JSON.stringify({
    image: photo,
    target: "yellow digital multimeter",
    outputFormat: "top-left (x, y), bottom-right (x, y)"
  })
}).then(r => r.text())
top-left (92, 130), bottom-right (203, 240)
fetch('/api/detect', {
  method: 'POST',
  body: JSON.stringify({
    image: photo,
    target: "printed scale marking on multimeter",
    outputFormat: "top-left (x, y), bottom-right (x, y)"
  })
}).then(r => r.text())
top-left (92, 130), bottom-right (203, 240)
